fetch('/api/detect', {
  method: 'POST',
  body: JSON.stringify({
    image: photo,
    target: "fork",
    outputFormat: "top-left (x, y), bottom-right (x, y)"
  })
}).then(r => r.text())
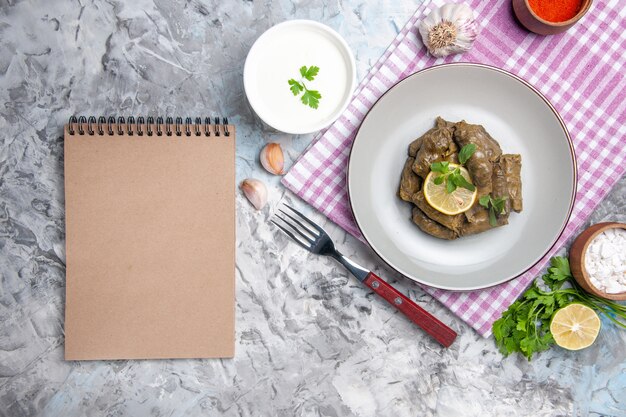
top-left (272, 205), bottom-right (457, 347)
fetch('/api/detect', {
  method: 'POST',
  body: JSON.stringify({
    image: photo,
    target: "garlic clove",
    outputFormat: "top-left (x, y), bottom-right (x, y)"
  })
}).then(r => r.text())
top-left (240, 178), bottom-right (268, 210)
top-left (260, 143), bottom-right (285, 175)
top-left (419, 3), bottom-right (478, 58)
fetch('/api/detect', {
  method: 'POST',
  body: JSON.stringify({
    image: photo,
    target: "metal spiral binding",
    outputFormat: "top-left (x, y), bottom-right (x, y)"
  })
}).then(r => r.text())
top-left (67, 116), bottom-right (231, 137)
top-left (87, 116), bottom-right (96, 135)
top-left (156, 117), bottom-right (164, 136)
top-left (137, 117), bottom-right (145, 136)
top-left (78, 116), bottom-right (87, 135)
top-left (98, 116), bottom-right (106, 135)
top-left (223, 118), bottom-right (230, 137)
top-left (194, 117), bottom-right (202, 136)
top-left (185, 117), bottom-right (192, 136)
top-left (147, 117), bottom-right (154, 136)
top-left (127, 116), bottom-right (135, 136)
top-left (204, 117), bottom-right (211, 137)
top-left (175, 117), bottom-right (183, 136)
top-left (107, 117), bottom-right (115, 135)
top-left (164, 117), bottom-right (172, 136)
top-left (68, 116), bottom-right (77, 135)
top-left (117, 117), bottom-right (125, 136)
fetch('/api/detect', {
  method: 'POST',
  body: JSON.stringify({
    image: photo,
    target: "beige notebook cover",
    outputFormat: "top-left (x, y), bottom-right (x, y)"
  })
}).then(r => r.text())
top-left (63, 118), bottom-right (235, 360)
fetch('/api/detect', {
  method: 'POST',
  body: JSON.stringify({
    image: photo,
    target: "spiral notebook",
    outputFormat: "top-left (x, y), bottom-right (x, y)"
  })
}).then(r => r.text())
top-left (63, 116), bottom-right (235, 360)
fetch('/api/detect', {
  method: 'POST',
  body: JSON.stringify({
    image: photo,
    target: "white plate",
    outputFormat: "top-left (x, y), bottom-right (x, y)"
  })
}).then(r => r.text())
top-left (348, 63), bottom-right (576, 291)
top-left (243, 20), bottom-right (356, 134)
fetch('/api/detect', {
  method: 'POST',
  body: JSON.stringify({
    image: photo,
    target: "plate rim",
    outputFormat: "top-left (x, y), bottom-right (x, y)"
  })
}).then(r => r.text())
top-left (347, 62), bottom-right (578, 291)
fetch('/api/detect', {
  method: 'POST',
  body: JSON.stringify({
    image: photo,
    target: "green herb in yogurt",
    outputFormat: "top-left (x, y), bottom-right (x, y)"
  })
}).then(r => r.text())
top-left (288, 66), bottom-right (322, 109)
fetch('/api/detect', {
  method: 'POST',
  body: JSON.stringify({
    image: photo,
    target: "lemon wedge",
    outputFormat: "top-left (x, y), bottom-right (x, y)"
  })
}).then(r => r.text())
top-left (423, 164), bottom-right (477, 215)
top-left (550, 304), bottom-right (601, 351)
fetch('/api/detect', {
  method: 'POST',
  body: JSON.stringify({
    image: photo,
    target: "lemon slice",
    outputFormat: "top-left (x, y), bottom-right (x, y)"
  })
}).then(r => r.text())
top-left (550, 304), bottom-right (601, 351)
top-left (423, 164), bottom-right (477, 215)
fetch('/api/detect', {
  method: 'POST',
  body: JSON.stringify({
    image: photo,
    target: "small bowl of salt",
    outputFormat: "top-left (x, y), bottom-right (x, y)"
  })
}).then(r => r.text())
top-left (570, 222), bottom-right (626, 301)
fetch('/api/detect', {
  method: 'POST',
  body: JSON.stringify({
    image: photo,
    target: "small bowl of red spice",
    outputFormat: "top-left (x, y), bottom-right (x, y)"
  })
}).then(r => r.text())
top-left (512, 0), bottom-right (592, 35)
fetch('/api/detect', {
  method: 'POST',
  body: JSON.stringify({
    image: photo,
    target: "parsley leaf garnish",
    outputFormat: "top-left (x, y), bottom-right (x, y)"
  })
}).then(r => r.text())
top-left (428, 145), bottom-right (477, 194)
top-left (288, 66), bottom-right (322, 109)
top-left (450, 168), bottom-right (475, 190)
top-left (429, 162), bottom-right (476, 194)
top-left (479, 194), bottom-right (508, 226)
top-left (543, 256), bottom-right (572, 291)
top-left (300, 65), bottom-right (319, 81)
top-left (458, 143), bottom-right (476, 165)
top-left (288, 79), bottom-right (303, 96)
top-left (431, 161), bottom-right (449, 174)
top-left (301, 89), bottom-right (321, 109)
top-left (492, 256), bottom-right (626, 361)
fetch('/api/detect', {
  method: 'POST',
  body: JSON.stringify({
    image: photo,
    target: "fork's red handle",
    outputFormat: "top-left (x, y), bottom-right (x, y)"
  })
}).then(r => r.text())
top-left (363, 272), bottom-right (457, 347)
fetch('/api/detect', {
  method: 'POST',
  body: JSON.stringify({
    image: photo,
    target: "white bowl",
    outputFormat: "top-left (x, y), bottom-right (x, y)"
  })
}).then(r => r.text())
top-left (244, 20), bottom-right (356, 135)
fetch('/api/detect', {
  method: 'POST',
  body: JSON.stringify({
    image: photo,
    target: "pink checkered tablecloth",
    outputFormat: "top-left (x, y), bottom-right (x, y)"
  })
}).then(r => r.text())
top-left (282, 0), bottom-right (626, 337)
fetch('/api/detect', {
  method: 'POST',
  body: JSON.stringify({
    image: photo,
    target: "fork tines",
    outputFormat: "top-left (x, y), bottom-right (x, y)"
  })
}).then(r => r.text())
top-left (271, 205), bottom-right (323, 251)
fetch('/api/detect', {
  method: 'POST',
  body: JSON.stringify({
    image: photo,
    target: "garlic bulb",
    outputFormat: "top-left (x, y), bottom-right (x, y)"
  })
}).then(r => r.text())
top-left (260, 143), bottom-right (285, 175)
top-left (419, 3), bottom-right (478, 58)
top-left (241, 179), bottom-right (268, 210)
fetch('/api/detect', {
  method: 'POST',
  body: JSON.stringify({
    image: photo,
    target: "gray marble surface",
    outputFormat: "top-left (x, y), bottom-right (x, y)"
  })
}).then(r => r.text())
top-left (0, 0), bottom-right (625, 416)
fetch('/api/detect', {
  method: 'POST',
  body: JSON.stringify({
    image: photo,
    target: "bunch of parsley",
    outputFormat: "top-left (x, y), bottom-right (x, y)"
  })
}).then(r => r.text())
top-left (493, 256), bottom-right (626, 360)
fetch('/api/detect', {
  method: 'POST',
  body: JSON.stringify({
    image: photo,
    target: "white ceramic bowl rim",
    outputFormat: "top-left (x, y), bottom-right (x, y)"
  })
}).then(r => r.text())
top-left (243, 19), bottom-right (357, 135)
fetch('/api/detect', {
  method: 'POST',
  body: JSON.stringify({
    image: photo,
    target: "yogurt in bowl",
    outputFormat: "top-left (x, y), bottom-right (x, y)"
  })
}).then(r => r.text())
top-left (244, 20), bottom-right (356, 134)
